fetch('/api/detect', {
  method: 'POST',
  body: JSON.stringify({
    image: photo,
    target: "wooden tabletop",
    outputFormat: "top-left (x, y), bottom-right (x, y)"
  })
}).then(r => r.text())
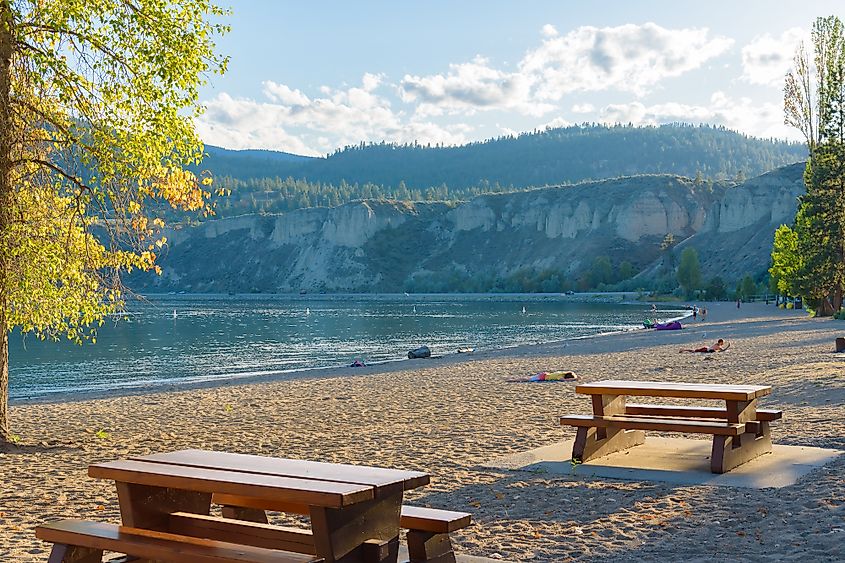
top-left (575, 380), bottom-right (772, 401)
top-left (89, 450), bottom-right (430, 509)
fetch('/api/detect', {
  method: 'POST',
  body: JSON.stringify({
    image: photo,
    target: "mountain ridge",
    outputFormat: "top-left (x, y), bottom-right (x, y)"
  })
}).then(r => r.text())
top-left (131, 162), bottom-right (805, 294)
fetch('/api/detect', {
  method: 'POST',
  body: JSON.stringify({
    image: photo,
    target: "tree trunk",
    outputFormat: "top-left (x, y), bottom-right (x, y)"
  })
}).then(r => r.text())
top-left (0, 330), bottom-right (9, 444)
top-left (0, 0), bottom-right (14, 444)
top-left (833, 287), bottom-right (843, 314)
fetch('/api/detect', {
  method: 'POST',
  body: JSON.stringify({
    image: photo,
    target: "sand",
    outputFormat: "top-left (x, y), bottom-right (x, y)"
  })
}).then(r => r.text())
top-left (1, 301), bottom-right (843, 561)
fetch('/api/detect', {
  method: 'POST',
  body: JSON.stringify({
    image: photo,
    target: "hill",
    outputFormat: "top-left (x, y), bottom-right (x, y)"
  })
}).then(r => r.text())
top-left (200, 124), bottom-right (806, 218)
top-left (131, 162), bottom-right (805, 294)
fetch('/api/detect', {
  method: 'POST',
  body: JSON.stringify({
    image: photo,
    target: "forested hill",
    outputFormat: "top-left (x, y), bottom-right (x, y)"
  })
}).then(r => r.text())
top-left (203, 124), bottom-right (803, 186)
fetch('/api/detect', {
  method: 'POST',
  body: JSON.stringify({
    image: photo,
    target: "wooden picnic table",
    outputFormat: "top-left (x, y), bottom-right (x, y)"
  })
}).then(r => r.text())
top-left (560, 380), bottom-right (782, 473)
top-left (88, 449), bottom-right (431, 563)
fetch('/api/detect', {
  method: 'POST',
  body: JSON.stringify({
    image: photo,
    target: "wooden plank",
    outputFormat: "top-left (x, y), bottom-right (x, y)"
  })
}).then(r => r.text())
top-left (135, 450), bottom-right (429, 491)
top-left (168, 512), bottom-right (315, 554)
top-left (212, 495), bottom-right (471, 534)
top-left (35, 519), bottom-right (321, 563)
top-left (711, 422), bottom-right (773, 473)
top-left (309, 483), bottom-right (403, 562)
top-left (560, 414), bottom-right (745, 435)
top-left (89, 460), bottom-right (373, 509)
top-left (575, 380), bottom-right (771, 400)
top-left (406, 530), bottom-right (456, 563)
top-left (399, 507), bottom-right (471, 534)
top-left (216, 494), bottom-right (309, 516)
top-left (591, 394), bottom-right (626, 441)
top-left (572, 426), bottom-right (645, 462)
top-left (116, 481), bottom-right (211, 531)
top-left (625, 404), bottom-right (783, 421)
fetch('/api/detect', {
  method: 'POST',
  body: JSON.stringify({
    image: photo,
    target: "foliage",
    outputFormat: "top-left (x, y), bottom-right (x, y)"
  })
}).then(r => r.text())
top-left (676, 247), bottom-right (702, 297)
top-left (194, 124), bottom-right (806, 219)
top-left (0, 0), bottom-right (228, 442)
top-left (589, 256), bottom-right (613, 287)
top-left (705, 276), bottom-right (728, 301)
top-left (778, 15), bottom-right (845, 315)
top-left (769, 224), bottom-right (803, 296)
top-left (738, 275), bottom-right (758, 300)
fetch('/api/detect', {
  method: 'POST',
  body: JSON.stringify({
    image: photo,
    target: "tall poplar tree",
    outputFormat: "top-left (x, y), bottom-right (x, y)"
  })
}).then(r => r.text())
top-left (774, 16), bottom-right (845, 315)
top-left (0, 0), bottom-right (228, 444)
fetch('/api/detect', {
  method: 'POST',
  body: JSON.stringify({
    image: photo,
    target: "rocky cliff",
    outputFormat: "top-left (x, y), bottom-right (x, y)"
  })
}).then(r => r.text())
top-left (132, 164), bottom-right (805, 293)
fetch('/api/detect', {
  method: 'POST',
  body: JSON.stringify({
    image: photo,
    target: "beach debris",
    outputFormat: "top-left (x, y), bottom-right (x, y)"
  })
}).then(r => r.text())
top-left (408, 346), bottom-right (431, 359)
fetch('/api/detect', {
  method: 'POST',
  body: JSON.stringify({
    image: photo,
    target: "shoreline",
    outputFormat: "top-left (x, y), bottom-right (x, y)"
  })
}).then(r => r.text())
top-left (5, 301), bottom-right (842, 562)
top-left (10, 305), bottom-right (692, 407)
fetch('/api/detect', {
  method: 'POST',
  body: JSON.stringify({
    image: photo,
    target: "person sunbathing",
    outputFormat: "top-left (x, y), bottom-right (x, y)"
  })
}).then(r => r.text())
top-left (679, 338), bottom-right (730, 353)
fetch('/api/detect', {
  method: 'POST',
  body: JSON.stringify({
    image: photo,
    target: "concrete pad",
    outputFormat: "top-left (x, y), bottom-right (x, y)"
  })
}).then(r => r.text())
top-left (486, 437), bottom-right (843, 489)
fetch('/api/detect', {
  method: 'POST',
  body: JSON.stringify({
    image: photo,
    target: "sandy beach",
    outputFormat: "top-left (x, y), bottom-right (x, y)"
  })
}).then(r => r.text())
top-left (1, 301), bottom-right (843, 561)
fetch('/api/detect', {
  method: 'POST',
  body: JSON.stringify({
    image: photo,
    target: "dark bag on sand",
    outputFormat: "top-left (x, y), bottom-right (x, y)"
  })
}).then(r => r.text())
top-left (408, 346), bottom-right (431, 359)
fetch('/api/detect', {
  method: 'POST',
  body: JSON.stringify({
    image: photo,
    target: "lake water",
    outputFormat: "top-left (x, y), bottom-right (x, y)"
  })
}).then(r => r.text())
top-left (8, 294), bottom-right (684, 401)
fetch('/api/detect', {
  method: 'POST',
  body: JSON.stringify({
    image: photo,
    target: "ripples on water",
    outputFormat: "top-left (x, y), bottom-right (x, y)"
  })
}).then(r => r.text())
top-left (9, 294), bottom-right (684, 400)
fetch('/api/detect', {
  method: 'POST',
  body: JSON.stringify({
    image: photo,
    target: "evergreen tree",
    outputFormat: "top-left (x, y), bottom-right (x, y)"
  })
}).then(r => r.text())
top-left (778, 15), bottom-right (845, 314)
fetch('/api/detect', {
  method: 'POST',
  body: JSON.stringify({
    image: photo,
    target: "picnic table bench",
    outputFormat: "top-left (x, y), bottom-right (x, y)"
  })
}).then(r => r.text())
top-left (560, 380), bottom-right (783, 473)
top-left (36, 449), bottom-right (471, 563)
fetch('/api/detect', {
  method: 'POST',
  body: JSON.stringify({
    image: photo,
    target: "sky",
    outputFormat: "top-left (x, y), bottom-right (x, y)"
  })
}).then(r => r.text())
top-left (195, 0), bottom-right (845, 156)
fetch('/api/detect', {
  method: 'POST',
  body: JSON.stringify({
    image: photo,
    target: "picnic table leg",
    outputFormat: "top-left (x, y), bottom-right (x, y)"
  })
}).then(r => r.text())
top-left (115, 482), bottom-right (212, 531)
top-left (406, 530), bottom-right (457, 563)
top-left (309, 483), bottom-right (403, 563)
top-left (572, 394), bottom-right (645, 463)
top-left (711, 420), bottom-right (773, 473)
top-left (47, 544), bottom-right (103, 563)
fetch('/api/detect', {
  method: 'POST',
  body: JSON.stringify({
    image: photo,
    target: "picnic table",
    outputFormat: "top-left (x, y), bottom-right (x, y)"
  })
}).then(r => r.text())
top-left (560, 380), bottom-right (782, 473)
top-left (36, 449), bottom-right (471, 563)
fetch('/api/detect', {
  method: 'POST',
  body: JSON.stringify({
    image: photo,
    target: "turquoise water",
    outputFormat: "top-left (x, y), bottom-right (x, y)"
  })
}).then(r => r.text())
top-left (8, 294), bottom-right (684, 401)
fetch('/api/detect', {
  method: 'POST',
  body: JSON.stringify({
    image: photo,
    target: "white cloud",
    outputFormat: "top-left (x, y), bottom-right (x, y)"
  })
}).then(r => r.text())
top-left (522, 22), bottom-right (734, 99)
top-left (400, 56), bottom-right (552, 117)
top-left (541, 24), bottom-right (558, 38)
top-left (398, 23), bottom-right (733, 119)
top-left (571, 103), bottom-right (595, 114)
top-left (262, 82), bottom-right (310, 106)
top-left (596, 92), bottom-right (800, 140)
top-left (741, 28), bottom-right (805, 86)
top-left (197, 76), bottom-right (471, 155)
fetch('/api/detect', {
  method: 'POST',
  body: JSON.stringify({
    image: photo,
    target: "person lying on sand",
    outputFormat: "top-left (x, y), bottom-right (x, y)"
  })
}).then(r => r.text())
top-left (506, 370), bottom-right (577, 382)
top-left (679, 339), bottom-right (730, 353)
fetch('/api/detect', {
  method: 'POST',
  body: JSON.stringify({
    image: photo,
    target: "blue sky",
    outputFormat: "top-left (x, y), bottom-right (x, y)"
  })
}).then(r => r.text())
top-left (196, 0), bottom-right (844, 156)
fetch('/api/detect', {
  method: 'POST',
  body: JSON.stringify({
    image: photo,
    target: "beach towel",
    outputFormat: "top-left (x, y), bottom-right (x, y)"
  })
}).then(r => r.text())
top-left (653, 321), bottom-right (683, 330)
top-left (507, 370), bottom-right (577, 382)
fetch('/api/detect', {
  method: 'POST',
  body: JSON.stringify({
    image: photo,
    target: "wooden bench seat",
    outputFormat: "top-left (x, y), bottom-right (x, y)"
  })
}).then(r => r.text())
top-left (559, 414), bottom-right (746, 435)
top-left (35, 519), bottom-right (322, 563)
top-left (624, 403), bottom-right (783, 421)
top-left (211, 493), bottom-right (471, 563)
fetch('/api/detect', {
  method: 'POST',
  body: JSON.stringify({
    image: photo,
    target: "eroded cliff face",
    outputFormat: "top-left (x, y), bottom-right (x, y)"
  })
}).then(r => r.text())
top-left (134, 164), bottom-right (804, 293)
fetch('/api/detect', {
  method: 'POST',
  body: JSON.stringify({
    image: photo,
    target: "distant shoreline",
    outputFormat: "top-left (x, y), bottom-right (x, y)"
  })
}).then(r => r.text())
top-left (10, 294), bottom-right (693, 406)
